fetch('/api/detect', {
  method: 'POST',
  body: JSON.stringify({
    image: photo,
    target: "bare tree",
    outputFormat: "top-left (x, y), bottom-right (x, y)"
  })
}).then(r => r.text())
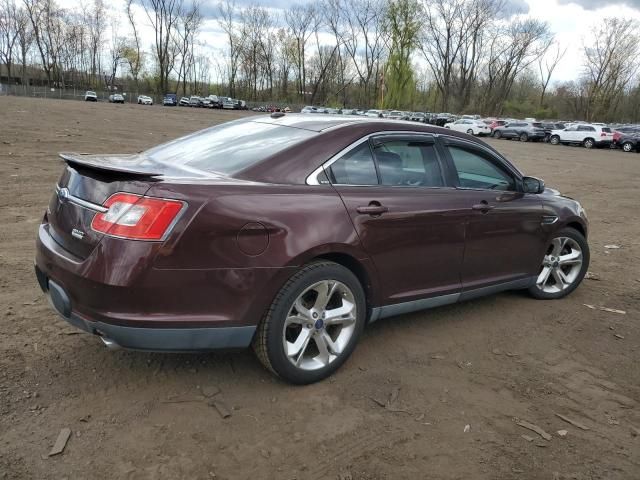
top-left (284, 3), bottom-right (318, 101)
top-left (341, 0), bottom-right (386, 106)
top-left (217, 0), bottom-right (243, 97)
top-left (538, 41), bottom-right (566, 107)
top-left (582, 18), bottom-right (640, 121)
top-left (140, 0), bottom-right (183, 94)
top-left (174, 0), bottom-right (201, 96)
top-left (0, 0), bottom-right (20, 82)
top-left (125, 0), bottom-right (143, 90)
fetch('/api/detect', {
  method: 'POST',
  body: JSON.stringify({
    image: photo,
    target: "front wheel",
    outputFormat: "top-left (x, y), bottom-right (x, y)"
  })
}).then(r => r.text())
top-left (528, 228), bottom-right (589, 300)
top-left (494, 130), bottom-right (502, 139)
top-left (622, 142), bottom-right (634, 152)
top-left (520, 132), bottom-right (529, 142)
top-left (466, 128), bottom-right (474, 135)
top-left (583, 138), bottom-right (595, 149)
top-left (253, 261), bottom-right (366, 384)
top-left (550, 135), bottom-right (560, 145)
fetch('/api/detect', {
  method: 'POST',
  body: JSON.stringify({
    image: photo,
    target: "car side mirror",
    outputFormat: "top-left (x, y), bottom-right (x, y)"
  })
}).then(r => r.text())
top-left (522, 176), bottom-right (545, 194)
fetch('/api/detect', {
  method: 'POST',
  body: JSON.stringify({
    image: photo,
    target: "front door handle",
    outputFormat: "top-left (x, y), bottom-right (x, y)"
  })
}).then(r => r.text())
top-left (472, 201), bottom-right (494, 213)
top-left (357, 203), bottom-right (389, 216)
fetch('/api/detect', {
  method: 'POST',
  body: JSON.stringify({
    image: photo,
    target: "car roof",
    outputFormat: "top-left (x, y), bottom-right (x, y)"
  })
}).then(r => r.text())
top-left (238, 114), bottom-right (518, 184)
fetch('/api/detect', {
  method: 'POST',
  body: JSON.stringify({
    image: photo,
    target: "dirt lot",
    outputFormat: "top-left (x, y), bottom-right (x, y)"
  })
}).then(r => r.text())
top-left (0, 96), bottom-right (638, 480)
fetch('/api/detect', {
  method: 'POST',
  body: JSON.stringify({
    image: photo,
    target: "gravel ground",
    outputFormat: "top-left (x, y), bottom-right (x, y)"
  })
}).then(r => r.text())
top-left (0, 96), bottom-right (638, 480)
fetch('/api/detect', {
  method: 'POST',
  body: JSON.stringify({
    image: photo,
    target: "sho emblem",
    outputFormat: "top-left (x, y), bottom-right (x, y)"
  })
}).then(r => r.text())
top-left (71, 228), bottom-right (85, 240)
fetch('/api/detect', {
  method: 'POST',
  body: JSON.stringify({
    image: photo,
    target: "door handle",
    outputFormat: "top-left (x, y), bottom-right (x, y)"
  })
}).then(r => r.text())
top-left (472, 201), bottom-right (494, 212)
top-left (357, 203), bottom-right (389, 216)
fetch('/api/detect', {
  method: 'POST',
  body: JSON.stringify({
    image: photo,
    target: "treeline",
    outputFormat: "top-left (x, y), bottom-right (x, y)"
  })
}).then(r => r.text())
top-left (1, 0), bottom-right (639, 121)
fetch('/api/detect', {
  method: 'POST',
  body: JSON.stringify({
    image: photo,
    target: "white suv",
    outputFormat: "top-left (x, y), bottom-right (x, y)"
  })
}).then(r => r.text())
top-left (549, 124), bottom-right (613, 149)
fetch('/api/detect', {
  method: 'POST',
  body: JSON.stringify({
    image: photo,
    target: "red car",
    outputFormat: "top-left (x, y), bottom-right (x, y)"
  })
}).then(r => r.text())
top-left (35, 115), bottom-right (590, 384)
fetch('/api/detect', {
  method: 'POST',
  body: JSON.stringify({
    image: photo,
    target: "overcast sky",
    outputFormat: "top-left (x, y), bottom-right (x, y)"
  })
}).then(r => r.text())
top-left (74, 0), bottom-right (640, 84)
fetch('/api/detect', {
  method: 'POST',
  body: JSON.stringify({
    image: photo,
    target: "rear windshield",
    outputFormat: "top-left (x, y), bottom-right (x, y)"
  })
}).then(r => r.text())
top-left (144, 120), bottom-right (316, 175)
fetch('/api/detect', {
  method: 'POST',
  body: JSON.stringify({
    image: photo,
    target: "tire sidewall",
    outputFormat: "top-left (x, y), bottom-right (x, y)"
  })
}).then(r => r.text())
top-left (265, 263), bottom-right (366, 384)
top-left (529, 227), bottom-right (590, 300)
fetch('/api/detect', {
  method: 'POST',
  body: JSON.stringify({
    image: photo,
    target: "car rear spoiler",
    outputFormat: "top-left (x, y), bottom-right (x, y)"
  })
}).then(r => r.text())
top-left (59, 152), bottom-right (163, 177)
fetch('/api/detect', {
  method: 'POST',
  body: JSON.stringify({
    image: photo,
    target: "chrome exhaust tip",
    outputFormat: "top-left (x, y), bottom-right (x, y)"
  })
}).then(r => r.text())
top-left (100, 336), bottom-right (121, 350)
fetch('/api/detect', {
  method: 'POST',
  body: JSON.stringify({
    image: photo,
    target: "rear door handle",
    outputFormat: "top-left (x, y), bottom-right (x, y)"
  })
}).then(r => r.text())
top-left (357, 203), bottom-right (389, 216)
top-left (472, 201), bottom-right (494, 212)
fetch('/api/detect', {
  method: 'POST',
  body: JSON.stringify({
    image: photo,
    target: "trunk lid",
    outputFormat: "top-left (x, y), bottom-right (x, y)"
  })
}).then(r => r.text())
top-left (47, 153), bottom-right (173, 259)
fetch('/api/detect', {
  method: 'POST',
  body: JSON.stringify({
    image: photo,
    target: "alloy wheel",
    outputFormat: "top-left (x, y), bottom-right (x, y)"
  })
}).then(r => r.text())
top-left (584, 139), bottom-right (594, 149)
top-left (535, 237), bottom-right (583, 294)
top-left (550, 136), bottom-right (560, 145)
top-left (622, 142), bottom-right (633, 152)
top-left (282, 280), bottom-right (357, 371)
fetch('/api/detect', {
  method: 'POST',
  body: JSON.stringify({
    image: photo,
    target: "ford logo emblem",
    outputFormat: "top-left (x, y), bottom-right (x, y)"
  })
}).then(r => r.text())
top-left (57, 187), bottom-right (70, 203)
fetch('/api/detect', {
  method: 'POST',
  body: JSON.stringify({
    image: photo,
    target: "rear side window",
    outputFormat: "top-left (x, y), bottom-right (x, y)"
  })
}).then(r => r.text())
top-left (373, 141), bottom-right (444, 187)
top-left (328, 142), bottom-right (379, 185)
top-left (145, 120), bottom-right (316, 175)
top-left (578, 126), bottom-right (595, 132)
top-left (602, 127), bottom-right (611, 133)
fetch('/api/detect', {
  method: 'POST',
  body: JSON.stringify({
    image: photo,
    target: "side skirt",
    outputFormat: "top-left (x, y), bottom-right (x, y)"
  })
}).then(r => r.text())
top-left (369, 276), bottom-right (536, 323)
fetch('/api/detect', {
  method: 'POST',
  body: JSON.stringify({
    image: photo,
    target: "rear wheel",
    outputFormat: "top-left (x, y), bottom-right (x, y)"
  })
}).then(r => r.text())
top-left (583, 138), bottom-right (595, 149)
top-left (466, 128), bottom-right (474, 135)
top-left (494, 130), bottom-right (502, 139)
top-left (520, 132), bottom-right (529, 142)
top-left (528, 228), bottom-right (589, 300)
top-left (253, 261), bottom-right (366, 384)
top-left (550, 135), bottom-right (560, 145)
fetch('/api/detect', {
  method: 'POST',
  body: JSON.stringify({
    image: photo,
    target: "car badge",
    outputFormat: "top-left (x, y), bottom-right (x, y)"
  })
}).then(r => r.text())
top-left (57, 187), bottom-right (71, 203)
top-left (71, 228), bottom-right (85, 240)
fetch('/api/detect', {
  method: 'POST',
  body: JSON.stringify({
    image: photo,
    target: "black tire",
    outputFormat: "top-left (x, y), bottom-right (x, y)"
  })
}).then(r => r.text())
top-left (622, 142), bottom-right (634, 153)
top-left (494, 130), bottom-right (502, 139)
top-left (550, 135), bottom-right (560, 145)
top-left (583, 138), bottom-right (595, 149)
top-left (466, 128), bottom-right (474, 135)
top-left (520, 132), bottom-right (529, 142)
top-left (252, 261), bottom-right (366, 384)
top-left (528, 227), bottom-right (590, 300)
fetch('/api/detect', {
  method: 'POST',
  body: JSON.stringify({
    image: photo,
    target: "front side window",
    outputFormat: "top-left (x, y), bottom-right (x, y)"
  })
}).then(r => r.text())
top-left (448, 146), bottom-right (515, 191)
top-left (373, 140), bottom-right (444, 187)
top-left (328, 142), bottom-right (378, 185)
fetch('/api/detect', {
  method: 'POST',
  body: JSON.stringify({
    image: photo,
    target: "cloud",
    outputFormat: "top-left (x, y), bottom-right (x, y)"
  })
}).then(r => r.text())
top-left (503, 0), bottom-right (530, 15)
top-left (557, 0), bottom-right (640, 9)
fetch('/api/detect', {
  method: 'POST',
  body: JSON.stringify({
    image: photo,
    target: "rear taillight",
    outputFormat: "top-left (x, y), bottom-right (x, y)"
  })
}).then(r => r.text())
top-left (91, 193), bottom-right (184, 240)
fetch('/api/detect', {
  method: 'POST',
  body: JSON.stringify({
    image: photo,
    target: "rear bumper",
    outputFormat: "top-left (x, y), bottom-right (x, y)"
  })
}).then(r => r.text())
top-left (36, 265), bottom-right (256, 351)
top-left (34, 223), bottom-right (294, 351)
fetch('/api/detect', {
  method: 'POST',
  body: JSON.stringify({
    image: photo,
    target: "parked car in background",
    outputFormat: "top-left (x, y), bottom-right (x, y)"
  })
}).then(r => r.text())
top-left (108, 94), bottom-right (124, 104)
top-left (301, 106), bottom-right (327, 114)
top-left (410, 112), bottom-right (426, 122)
top-left (549, 124), bottom-right (613, 148)
top-left (488, 119), bottom-right (507, 131)
top-left (163, 94), bottom-right (177, 106)
top-left (205, 95), bottom-right (221, 108)
top-left (188, 96), bottom-right (203, 107)
top-left (252, 106), bottom-right (267, 112)
top-left (365, 109), bottom-right (382, 118)
top-left (178, 97), bottom-right (190, 106)
top-left (137, 95), bottom-right (153, 105)
top-left (614, 132), bottom-right (640, 152)
top-left (222, 97), bottom-right (236, 109)
top-left (492, 121), bottom-right (546, 142)
top-left (84, 91), bottom-right (97, 102)
top-left (612, 125), bottom-right (640, 147)
top-left (444, 119), bottom-right (491, 136)
top-left (540, 122), bottom-right (566, 142)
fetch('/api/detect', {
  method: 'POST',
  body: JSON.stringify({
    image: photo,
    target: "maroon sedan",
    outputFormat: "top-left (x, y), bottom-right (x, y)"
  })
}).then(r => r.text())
top-left (35, 114), bottom-right (590, 384)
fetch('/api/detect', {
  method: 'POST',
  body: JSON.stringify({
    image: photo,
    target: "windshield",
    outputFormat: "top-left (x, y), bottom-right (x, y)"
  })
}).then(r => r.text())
top-left (144, 119), bottom-right (317, 175)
